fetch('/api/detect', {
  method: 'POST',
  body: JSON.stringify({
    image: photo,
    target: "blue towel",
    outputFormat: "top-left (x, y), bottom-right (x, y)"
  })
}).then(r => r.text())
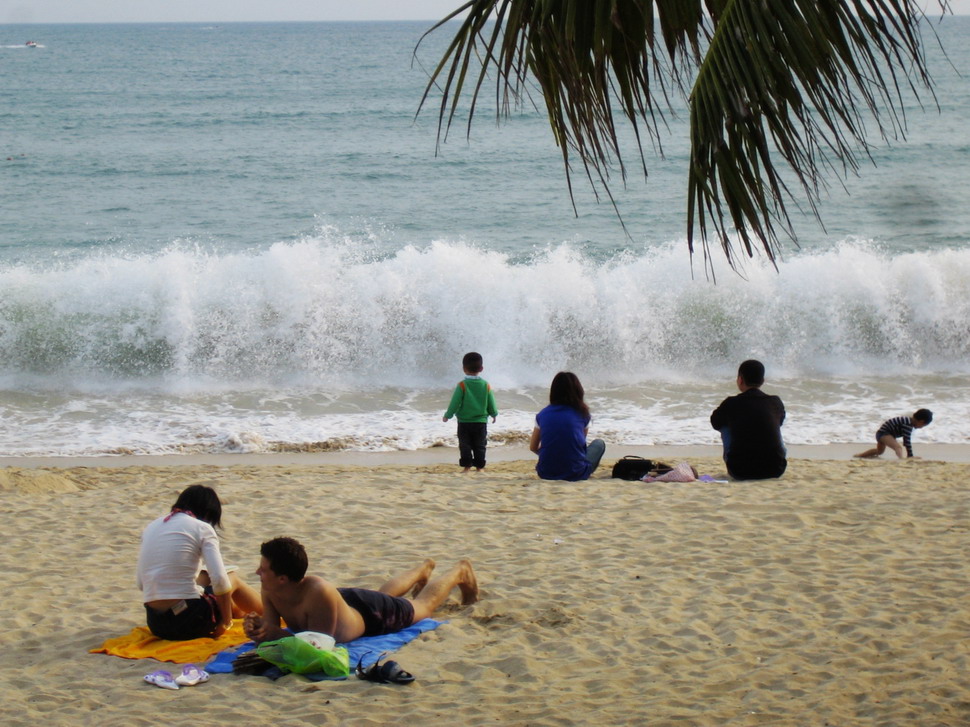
top-left (206, 618), bottom-right (445, 681)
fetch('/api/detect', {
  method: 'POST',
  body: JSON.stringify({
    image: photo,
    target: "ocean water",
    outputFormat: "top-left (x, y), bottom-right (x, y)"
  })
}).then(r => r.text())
top-left (1, 19), bottom-right (968, 456)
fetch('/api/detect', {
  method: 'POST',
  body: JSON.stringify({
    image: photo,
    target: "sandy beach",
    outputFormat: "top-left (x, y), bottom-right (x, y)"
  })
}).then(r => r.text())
top-left (2, 448), bottom-right (969, 726)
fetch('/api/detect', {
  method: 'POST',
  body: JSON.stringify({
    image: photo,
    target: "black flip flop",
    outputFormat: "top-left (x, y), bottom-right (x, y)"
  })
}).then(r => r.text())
top-left (355, 653), bottom-right (415, 684)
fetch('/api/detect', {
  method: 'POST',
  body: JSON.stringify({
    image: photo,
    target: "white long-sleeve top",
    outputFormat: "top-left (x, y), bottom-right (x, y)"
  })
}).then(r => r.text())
top-left (136, 512), bottom-right (231, 601)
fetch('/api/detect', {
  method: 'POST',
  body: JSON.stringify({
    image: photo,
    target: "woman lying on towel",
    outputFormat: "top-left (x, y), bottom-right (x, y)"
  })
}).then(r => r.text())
top-left (137, 485), bottom-right (262, 640)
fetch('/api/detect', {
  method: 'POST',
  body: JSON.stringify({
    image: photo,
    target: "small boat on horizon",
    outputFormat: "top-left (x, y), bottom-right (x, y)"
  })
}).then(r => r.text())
top-left (25, 40), bottom-right (37, 47)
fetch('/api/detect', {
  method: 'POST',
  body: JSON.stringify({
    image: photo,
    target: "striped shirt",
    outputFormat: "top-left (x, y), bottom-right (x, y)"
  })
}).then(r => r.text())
top-left (877, 416), bottom-right (916, 457)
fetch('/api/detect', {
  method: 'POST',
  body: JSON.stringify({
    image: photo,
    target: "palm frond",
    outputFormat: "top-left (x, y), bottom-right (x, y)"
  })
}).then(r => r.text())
top-left (687, 0), bottom-right (940, 276)
top-left (418, 0), bottom-right (946, 274)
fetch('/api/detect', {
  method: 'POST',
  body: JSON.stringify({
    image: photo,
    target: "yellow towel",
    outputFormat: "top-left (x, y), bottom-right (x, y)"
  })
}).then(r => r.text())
top-left (90, 620), bottom-right (250, 664)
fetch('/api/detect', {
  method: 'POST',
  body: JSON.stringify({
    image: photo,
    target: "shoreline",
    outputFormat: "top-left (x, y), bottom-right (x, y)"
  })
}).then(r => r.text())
top-left (1, 442), bottom-right (969, 469)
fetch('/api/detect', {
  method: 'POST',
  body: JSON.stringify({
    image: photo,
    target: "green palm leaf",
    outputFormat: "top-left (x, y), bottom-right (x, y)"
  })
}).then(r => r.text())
top-left (418, 0), bottom-right (947, 275)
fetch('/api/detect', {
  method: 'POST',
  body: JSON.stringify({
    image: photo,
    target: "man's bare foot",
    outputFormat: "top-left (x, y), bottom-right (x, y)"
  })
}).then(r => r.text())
top-left (457, 558), bottom-right (479, 605)
top-left (461, 467), bottom-right (472, 473)
top-left (410, 558), bottom-right (436, 597)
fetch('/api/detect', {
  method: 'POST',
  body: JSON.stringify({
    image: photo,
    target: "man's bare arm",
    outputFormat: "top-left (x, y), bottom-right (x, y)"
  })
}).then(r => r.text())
top-left (243, 594), bottom-right (288, 644)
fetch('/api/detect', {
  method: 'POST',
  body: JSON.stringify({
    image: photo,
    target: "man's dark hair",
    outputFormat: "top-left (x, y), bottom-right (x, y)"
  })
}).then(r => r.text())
top-left (260, 537), bottom-right (308, 581)
top-left (914, 408), bottom-right (933, 424)
top-left (172, 485), bottom-right (222, 528)
top-left (738, 359), bottom-right (766, 388)
top-left (462, 351), bottom-right (484, 373)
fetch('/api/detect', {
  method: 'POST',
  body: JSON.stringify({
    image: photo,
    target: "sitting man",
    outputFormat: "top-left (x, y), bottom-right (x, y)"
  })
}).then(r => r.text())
top-left (710, 359), bottom-right (787, 480)
top-left (243, 536), bottom-right (479, 644)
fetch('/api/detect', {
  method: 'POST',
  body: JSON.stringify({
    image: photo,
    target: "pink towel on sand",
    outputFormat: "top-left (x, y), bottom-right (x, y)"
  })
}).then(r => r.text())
top-left (641, 461), bottom-right (697, 483)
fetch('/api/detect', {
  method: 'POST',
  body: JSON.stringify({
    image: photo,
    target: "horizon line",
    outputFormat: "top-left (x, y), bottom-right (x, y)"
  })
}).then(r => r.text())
top-left (4, 12), bottom-right (967, 25)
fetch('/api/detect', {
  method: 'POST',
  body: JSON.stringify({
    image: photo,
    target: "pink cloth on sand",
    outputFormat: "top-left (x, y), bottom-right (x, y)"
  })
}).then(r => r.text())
top-left (641, 461), bottom-right (696, 483)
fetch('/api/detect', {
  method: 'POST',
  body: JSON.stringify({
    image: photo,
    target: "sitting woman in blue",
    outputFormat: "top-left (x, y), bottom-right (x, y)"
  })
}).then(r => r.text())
top-left (529, 371), bottom-right (606, 481)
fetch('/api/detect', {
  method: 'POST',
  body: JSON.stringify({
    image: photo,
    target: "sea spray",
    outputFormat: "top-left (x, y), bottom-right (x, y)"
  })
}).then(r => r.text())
top-left (0, 238), bottom-right (968, 391)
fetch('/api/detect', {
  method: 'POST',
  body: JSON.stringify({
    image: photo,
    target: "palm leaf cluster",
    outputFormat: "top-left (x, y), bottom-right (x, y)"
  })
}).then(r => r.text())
top-left (418, 0), bottom-right (946, 274)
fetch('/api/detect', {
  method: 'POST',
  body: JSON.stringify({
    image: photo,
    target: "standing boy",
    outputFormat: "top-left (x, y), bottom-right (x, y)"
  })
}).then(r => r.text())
top-left (443, 352), bottom-right (498, 472)
top-left (854, 409), bottom-right (933, 459)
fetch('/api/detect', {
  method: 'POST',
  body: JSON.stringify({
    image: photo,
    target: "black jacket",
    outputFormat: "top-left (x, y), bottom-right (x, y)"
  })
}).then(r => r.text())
top-left (710, 388), bottom-right (787, 480)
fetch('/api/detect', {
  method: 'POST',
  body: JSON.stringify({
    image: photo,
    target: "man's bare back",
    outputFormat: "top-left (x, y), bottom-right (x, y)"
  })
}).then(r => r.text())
top-left (244, 542), bottom-right (478, 645)
top-left (246, 574), bottom-right (369, 643)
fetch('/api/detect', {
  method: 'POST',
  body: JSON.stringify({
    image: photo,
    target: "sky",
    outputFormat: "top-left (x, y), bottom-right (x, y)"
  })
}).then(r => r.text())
top-left (5, 1), bottom-right (459, 24)
top-left (3, 0), bottom-right (967, 24)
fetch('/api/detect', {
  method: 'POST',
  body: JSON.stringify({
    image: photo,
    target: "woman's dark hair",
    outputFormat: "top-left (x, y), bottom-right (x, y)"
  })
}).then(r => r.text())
top-left (549, 371), bottom-right (590, 420)
top-left (172, 485), bottom-right (222, 528)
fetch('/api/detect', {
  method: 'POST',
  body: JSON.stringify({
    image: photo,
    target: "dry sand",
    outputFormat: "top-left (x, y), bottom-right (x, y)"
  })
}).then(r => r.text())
top-left (1, 450), bottom-right (969, 726)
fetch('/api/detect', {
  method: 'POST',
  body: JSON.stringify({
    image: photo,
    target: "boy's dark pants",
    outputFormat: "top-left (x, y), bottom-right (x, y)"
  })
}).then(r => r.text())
top-left (457, 421), bottom-right (488, 469)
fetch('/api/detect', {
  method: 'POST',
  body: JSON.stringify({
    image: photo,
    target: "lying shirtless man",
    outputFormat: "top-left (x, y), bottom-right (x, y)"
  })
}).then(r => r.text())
top-left (243, 536), bottom-right (479, 644)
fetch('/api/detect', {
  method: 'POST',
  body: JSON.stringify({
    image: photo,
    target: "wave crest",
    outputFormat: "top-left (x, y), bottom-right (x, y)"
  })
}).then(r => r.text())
top-left (1, 237), bottom-right (968, 389)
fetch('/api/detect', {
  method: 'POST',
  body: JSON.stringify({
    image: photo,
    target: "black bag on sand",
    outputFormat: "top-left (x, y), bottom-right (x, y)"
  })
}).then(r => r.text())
top-left (611, 456), bottom-right (655, 480)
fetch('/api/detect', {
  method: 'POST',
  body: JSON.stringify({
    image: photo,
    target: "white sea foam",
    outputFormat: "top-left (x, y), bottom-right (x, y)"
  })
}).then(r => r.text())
top-left (0, 236), bottom-right (966, 455)
top-left (0, 236), bottom-right (968, 384)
